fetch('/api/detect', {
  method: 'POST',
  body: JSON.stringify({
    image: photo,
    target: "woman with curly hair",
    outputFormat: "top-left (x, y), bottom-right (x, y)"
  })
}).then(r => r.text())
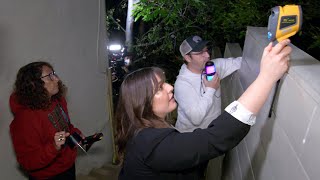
top-left (115, 40), bottom-right (292, 179)
top-left (10, 61), bottom-right (83, 180)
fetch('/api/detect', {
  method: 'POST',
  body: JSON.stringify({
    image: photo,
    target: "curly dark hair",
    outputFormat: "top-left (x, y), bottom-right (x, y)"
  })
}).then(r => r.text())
top-left (13, 61), bottom-right (66, 110)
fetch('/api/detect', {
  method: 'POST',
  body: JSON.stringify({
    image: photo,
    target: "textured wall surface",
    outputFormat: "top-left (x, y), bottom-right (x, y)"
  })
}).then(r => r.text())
top-left (219, 27), bottom-right (320, 180)
top-left (0, 1), bottom-right (113, 179)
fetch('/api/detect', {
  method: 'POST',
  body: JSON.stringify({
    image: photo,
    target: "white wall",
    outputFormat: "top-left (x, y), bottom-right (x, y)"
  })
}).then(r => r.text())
top-left (0, 0), bottom-right (113, 179)
top-left (220, 27), bottom-right (320, 180)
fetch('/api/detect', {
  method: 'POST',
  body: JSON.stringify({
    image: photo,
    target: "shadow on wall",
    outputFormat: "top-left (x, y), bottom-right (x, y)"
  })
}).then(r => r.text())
top-left (244, 77), bottom-right (286, 180)
top-left (244, 113), bottom-right (277, 180)
top-left (220, 71), bottom-right (278, 180)
top-left (15, 164), bottom-right (28, 178)
top-left (0, 27), bottom-right (5, 77)
top-left (0, 25), bottom-right (14, 78)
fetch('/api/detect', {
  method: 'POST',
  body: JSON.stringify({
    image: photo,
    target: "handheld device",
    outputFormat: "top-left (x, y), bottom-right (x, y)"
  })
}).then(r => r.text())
top-left (267, 5), bottom-right (302, 42)
top-left (205, 61), bottom-right (216, 81)
top-left (267, 5), bottom-right (302, 118)
top-left (66, 132), bottom-right (87, 154)
top-left (82, 133), bottom-right (104, 151)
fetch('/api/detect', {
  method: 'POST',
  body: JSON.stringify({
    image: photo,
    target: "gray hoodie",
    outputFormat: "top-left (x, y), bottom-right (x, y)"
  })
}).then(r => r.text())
top-left (174, 57), bottom-right (242, 132)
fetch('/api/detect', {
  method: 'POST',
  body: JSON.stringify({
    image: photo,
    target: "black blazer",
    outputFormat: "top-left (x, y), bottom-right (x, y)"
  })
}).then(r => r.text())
top-left (119, 111), bottom-right (250, 180)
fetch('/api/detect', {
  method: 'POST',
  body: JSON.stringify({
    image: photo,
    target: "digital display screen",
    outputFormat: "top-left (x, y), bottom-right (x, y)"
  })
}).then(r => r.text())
top-left (207, 76), bottom-right (213, 81)
top-left (206, 66), bottom-right (215, 74)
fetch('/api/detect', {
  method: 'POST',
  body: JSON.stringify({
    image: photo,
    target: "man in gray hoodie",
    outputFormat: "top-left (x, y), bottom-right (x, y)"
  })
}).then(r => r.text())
top-left (174, 35), bottom-right (242, 132)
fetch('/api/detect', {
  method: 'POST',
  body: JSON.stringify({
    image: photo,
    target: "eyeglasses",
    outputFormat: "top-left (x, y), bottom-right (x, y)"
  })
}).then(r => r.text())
top-left (40, 71), bottom-right (58, 81)
top-left (189, 48), bottom-right (209, 56)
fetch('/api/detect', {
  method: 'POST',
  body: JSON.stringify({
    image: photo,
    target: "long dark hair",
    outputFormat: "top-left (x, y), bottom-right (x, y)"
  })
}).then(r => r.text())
top-left (13, 61), bottom-right (66, 110)
top-left (115, 67), bottom-right (169, 161)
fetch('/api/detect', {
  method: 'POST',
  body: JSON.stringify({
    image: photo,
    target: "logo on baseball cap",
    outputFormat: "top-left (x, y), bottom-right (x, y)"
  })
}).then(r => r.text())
top-left (179, 36), bottom-right (209, 57)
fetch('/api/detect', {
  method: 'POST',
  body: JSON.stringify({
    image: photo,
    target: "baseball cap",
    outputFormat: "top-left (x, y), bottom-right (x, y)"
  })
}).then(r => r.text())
top-left (179, 35), bottom-right (209, 57)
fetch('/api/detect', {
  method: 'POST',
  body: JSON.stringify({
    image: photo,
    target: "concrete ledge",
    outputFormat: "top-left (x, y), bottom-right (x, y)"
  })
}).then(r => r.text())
top-left (212, 47), bottom-right (222, 58)
top-left (224, 43), bottom-right (242, 58)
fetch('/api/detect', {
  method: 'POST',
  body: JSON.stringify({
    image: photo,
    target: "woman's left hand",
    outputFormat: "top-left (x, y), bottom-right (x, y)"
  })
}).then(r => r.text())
top-left (54, 131), bottom-right (70, 150)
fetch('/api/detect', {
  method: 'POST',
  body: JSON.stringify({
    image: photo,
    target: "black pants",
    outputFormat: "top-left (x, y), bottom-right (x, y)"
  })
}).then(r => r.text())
top-left (29, 164), bottom-right (75, 180)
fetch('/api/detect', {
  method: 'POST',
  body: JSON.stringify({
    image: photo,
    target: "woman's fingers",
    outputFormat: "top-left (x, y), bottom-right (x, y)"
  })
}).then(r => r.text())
top-left (270, 39), bottom-right (291, 56)
top-left (260, 38), bottom-right (293, 83)
top-left (262, 42), bottom-right (273, 58)
top-left (278, 46), bottom-right (292, 60)
top-left (54, 131), bottom-right (69, 150)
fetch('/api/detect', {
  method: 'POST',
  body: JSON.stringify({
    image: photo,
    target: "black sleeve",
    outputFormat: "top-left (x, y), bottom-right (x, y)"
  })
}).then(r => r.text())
top-left (145, 111), bottom-right (250, 172)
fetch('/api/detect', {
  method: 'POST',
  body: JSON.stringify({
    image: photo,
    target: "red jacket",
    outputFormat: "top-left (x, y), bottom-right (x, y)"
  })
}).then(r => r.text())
top-left (9, 94), bottom-right (81, 179)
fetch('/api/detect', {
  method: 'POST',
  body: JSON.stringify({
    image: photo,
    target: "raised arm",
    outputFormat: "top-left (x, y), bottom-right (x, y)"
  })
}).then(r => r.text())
top-left (214, 57), bottom-right (242, 79)
top-left (238, 39), bottom-right (292, 114)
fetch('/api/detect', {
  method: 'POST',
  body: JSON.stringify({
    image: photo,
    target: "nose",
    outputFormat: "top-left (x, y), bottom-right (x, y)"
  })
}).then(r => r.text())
top-left (52, 74), bottom-right (60, 81)
top-left (204, 51), bottom-right (210, 58)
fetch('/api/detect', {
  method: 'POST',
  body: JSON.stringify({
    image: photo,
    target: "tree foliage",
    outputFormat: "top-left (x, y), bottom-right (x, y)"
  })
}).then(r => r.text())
top-left (132, 0), bottom-right (319, 58)
top-left (107, 0), bottom-right (320, 83)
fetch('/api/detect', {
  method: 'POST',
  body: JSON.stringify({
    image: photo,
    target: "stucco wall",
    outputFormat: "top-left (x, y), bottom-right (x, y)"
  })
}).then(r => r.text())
top-left (220, 27), bottom-right (320, 180)
top-left (0, 0), bottom-right (113, 179)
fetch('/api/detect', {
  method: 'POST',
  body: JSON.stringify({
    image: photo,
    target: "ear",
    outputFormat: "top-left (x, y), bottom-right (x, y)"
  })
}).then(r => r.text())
top-left (184, 55), bottom-right (192, 63)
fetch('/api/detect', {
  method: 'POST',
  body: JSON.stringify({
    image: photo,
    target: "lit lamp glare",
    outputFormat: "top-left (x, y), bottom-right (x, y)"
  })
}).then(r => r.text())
top-left (109, 44), bottom-right (122, 51)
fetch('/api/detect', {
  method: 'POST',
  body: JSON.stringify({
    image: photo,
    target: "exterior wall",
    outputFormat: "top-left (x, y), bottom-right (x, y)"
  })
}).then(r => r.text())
top-left (206, 43), bottom-right (243, 180)
top-left (220, 27), bottom-right (320, 180)
top-left (0, 0), bottom-right (113, 179)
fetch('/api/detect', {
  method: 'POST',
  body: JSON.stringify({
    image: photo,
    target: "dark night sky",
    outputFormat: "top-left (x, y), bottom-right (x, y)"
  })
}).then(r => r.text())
top-left (106, 0), bottom-right (122, 11)
top-left (106, 0), bottom-right (126, 44)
